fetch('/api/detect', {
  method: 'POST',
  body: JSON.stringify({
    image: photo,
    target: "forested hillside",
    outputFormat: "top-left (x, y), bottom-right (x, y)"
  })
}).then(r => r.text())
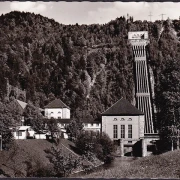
top-left (0, 11), bottom-right (179, 127)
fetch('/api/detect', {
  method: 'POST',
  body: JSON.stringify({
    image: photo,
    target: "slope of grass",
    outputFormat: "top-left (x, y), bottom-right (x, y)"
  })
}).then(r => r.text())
top-left (0, 139), bottom-right (89, 177)
top-left (80, 150), bottom-right (180, 178)
top-left (0, 140), bottom-right (51, 177)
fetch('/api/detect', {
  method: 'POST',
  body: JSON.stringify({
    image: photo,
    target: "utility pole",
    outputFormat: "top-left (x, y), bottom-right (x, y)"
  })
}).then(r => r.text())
top-left (149, 12), bottom-right (153, 22)
top-left (160, 14), bottom-right (166, 21)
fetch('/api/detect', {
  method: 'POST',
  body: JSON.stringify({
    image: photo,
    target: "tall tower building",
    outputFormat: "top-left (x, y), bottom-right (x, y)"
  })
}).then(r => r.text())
top-left (128, 31), bottom-right (154, 134)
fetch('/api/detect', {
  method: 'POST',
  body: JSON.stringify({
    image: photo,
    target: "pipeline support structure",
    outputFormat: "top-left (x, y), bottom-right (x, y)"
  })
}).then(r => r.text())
top-left (128, 32), bottom-right (154, 134)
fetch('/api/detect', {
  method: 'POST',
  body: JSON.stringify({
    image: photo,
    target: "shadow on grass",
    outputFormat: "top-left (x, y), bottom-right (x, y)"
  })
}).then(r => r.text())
top-left (69, 144), bottom-right (82, 156)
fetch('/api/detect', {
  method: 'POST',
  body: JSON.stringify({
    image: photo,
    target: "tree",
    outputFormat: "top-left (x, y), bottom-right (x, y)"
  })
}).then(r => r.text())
top-left (160, 106), bottom-right (180, 151)
top-left (0, 101), bottom-right (21, 149)
top-left (23, 104), bottom-right (44, 133)
top-left (97, 132), bottom-right (115, 163)
top-left (47, 93), bottom-right (56, 103)
top-left (45, 146), bottom-right (80, 177)
top-left (75, 131), bottom-right (115, 164)
top-left (66, 119), bottom-right (84, 141)
top-left (45, 119), bottom-right (61, 145)
top-left (24, 156), bottom-right (54, 177)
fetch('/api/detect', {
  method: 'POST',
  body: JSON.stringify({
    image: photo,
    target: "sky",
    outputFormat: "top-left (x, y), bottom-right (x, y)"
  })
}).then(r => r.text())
top-left (0, 2), bottom-right (180, 25)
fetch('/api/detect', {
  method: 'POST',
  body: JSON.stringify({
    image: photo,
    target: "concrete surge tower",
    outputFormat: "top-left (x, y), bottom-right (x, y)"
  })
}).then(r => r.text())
top-left (128, 31), bottom-right (154, 134)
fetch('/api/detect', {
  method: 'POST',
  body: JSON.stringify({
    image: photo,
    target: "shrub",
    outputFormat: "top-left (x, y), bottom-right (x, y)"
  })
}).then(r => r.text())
top-left (75, 131), bottom-right (115, 164)
top-left (45, 146), bottom-right (80, 177)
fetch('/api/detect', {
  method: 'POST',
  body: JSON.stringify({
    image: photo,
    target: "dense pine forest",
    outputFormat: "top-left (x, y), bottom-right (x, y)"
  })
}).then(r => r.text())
top-left (0, 11), bottom-right (179, 129)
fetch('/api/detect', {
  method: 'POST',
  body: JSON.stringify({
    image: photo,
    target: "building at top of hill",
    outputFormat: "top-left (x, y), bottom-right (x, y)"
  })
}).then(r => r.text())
top-left (101, 98), bottom-right (144, 145)
top-left (44, 99), bottom-right (70, 119)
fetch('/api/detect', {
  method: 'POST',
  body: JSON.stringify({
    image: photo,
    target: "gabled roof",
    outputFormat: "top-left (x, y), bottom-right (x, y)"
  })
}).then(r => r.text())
top-left (101, 98), bottom-right (144, 116)
top-left (16, 99), bottom-right (27, 110)
top-left (16, 99), bottom-right (44, 112)
top-left (18, 126), bottom-right (31, 131)
top-left (44, 99), bottom-right (70, 109)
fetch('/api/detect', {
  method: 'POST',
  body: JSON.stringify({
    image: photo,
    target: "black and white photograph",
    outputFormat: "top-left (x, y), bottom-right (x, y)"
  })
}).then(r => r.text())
top-left (0, 1), bottom-right (179, 178)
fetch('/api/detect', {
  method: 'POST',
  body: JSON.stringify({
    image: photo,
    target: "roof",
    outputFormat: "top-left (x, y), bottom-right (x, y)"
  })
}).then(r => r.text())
top-left (16, 99), bottom-right (44, 112)
top-left (83, 121), bottom-right (101, 124)
top-left (18, 126), bottom-right (31, 131)
top-left (44, 99), bottom-right (70, 109)
top-left (16, 99), bottom-right (27, 109)
top-left (102, 98), bottom-right (144, 116)
top-left (78, 117), bottom-right (101, 123)
top-left (43, 118), bottom-right (72, 123)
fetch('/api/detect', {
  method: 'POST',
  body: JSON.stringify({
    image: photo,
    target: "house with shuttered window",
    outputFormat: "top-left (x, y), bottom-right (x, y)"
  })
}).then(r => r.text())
top-left (44, 99), bottom-right (70, 119)
top-left (101, 98), bottom-right (145, 145)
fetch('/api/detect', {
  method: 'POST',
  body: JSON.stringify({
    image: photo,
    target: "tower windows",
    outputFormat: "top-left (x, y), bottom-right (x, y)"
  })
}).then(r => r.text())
top-left (121, 125), bottom-right (125, 138)
top-left (113, 125), bottom-right (118, 139)
top-left (128, 125), bottom-right (132, 138)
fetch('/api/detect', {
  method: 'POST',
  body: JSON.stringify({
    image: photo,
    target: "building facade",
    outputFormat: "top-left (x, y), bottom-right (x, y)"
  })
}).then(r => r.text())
top-left (13, 126), bottom-right (35, 139)
top-left (44, 99), bottom-right (70, 119)
top-left (101, 98), bottom-right (144, 145)
top-left (83, 121), bottom-right (101, 132)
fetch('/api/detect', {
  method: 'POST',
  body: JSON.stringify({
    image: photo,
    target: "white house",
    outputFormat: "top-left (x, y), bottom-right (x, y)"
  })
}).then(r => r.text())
top-left (13, 126), bottom-right (35, 139)
top-left (101, 98), bottom-right (145, 145)
top-left (34, 133), bottom-right (47, 139)
top-left (44, 99), bottom-right (71, 139)
top-left (44, 99), bottom-right (70, 119)
top-left (83, 121), bottom-right (101, 132)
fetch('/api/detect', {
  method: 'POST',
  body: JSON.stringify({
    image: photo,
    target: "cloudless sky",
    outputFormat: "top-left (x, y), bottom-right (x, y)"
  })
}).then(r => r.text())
top-left (0, 2), bottom-right (180, 25)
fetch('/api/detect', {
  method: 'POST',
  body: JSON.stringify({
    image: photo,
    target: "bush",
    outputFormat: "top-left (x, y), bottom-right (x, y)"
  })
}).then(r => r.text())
top-left (45, 146), bottom-right (80, 177)
top-left (75, 131), bottom-right (115, 164)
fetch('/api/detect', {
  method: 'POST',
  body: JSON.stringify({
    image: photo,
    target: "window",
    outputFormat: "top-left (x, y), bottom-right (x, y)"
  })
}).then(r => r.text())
top-left (121, 125), bottom-right (125, 138)
top-left (128, 125), bottom-right (132, 138)
top-left (58, 117), bottom-right (61, 119)
top-left (128, 141), bottom-right (132, 143)
top-left (91, 123), bottom-right (93, 127)
top-left (113, 118), bottom-right (117, 121)
top-left (128, 118), bottom-right (132, 121)
top-left (84, 124), bottom-right (88, 127)
top-left (16, 131), bottom-right (22, 136)
top-left (51, 112), bottom-right (54, 114)
top-left (58, 112), bottom-right (61, 114)
top-left (113, 125), bottom-right (118, 139)
top-left (121, 118), bottom-right (125, 121)
top-left (96, 123), bottom-right (99, 127)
